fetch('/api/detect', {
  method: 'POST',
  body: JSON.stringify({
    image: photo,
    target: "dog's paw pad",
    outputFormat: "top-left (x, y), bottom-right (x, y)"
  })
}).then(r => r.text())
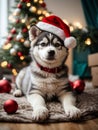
top-left (64, 106), bottom-right (81, 118)
top-left (13, 90), bottom-right (22, 97)
top-left (32, 107), bottom-right (49, 121)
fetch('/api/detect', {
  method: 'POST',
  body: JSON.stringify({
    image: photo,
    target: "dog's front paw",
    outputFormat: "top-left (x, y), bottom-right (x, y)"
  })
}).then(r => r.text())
top-left (32, 107), bottom-right (49, 121)
top-left (64, 106), bottom-right (81, 119)
top-left (13, 89), bottom-right (22, 97)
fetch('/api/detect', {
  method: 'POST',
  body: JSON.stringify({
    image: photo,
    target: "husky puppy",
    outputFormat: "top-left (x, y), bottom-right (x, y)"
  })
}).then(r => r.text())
top-left (14, 15), bottom-right (81, 121)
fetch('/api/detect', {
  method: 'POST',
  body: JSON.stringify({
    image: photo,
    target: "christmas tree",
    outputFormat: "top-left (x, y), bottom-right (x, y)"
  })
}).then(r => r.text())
top-left (0, 0), bottom-right (51, 75)
top-left (70, 25), bottom-right (98, 53)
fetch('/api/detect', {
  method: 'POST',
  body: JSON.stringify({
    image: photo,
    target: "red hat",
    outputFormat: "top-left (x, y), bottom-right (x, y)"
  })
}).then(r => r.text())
top-left (36, 15), bottom-right (76, 49)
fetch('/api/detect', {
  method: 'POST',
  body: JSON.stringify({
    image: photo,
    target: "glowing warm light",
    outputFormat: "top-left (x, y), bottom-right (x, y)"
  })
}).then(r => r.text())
top-left (45, 13), bottom-right (50, 17)
top-left (20, 56), bottom-right (25, 60)
top-left (21, 19), bottom-right (25, 23)
top-left (39, 16), bottom-right (44, 21)
top-left (39, 0), bottom-right (43, 4)
top-left (3, 43), bottom-right (12, 50)
top-left (9, 15), bottom-right (16, 23)
top-left (20, 38), bottom-right (25, 43)
top-left (74, 22), bottom-right (82, 29)
top-left (26, 3), bottom-right (31, 7)
top-left (34, 0), bottom-right (38, 2)
top-left (1, 61), bottom-right (8, 68)
top-left (30, 6), bottom-right (37, 12)
top-left (70, 26), bottom-right (74, 32)
top-left (27, 25), bottom-right (30, 29)
top-left (85, 38), bottom-right (91, 45)
top-left (37, 10), bottom-right (42, 15)
top-left (42, 10), bottom-right (47, 15)
top-left (12, 69), bottom-right (18, 76)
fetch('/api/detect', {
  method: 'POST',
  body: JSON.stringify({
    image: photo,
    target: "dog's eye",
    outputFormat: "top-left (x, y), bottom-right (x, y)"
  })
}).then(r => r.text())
top-left (54, 43), bottom-right (62, 49)
top-left (40, 42), bottom-right (47, 47)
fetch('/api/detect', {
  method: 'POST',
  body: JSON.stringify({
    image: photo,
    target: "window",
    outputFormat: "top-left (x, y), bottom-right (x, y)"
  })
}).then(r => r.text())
top-left (0, 0), bottom-right (15, 47)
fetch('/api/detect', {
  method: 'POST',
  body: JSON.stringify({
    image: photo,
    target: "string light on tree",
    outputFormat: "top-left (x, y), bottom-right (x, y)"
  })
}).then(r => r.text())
top-left (26, 2), bottom-right (31, 7)
top-left (1, 61), bottom-right (8, 68)
top-left (29, 6), bottom-right (37, 13)
top-left (0, 0), bottom-right (51, 74)
top-left (74, 22), bottom-right (82, 29)
top-left (12, 69), bottom-right (18, 76)
top-left (85, 38), bottom-right (91, 45)
top-left (3, 43), bottom-right (12, 50)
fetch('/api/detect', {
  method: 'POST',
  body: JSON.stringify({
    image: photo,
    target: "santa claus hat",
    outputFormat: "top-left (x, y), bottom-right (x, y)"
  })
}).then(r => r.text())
top-left (36, 15), bottom-right (76, 49)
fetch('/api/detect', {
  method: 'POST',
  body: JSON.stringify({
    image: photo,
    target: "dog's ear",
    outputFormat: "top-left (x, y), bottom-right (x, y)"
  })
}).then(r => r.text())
top-left (29, 25), bottom-right (41, 41)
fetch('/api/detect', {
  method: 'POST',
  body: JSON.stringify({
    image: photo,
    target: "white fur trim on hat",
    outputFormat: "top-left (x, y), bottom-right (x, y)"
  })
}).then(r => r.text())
top-left (64, 37), bottom-right (76, 49)
top-left (37, 22), bottom-right (65, 40)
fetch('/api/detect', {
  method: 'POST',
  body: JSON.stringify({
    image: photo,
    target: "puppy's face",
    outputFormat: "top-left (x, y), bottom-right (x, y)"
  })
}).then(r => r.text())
top-left (29, 26), bottom-right (68, 67)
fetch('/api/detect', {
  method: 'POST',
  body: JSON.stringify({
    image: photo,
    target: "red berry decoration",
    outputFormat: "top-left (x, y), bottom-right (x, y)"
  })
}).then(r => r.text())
top-left (4, 99), bottom-right (18, 114)
top-left (70, 80), bottom-right (85, 94)
top-left (0, 79), bottom-right (12, 93)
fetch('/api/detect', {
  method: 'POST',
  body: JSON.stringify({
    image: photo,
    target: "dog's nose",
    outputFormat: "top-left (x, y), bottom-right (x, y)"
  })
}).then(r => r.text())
top-left (48, 50), bottom-right (55, 56)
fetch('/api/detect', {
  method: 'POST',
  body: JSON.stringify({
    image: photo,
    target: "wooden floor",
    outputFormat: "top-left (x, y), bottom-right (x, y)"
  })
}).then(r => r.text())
top-left (0, 118), bottom-right (98, 130)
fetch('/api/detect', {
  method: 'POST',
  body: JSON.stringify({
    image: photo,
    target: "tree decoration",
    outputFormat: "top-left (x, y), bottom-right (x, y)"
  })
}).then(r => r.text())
top-left (16, 32), bottom-right (23, 41)
top-left (40, 2), bottom-right (46, 8)
top-left (24, 40), bottom-right (30, 47)
top-left (10, 28), bottom-right (16, 34)
top-left (10, 48), bottom-right (17, 56)
top-left (17, 51), bottom-right (23, 57)
top-left (17, 3), bottom-right (22, 9)
top-left (22, 27), bottom-right (28, 33)
top-left (71, 26), bottom-right (98, 53)
top-left (13, 8), bottom-right (21, 16)
top-left (7, 63), bottom-right (13, 69)
top-left (0, 0), bottom-right (51, 75)
top-left (7, 35), bottom-right (13, 41)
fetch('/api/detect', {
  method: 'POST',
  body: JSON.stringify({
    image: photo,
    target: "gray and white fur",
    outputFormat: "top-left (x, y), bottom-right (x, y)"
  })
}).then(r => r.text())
top-left (13, 26), bottom-right (81, 121)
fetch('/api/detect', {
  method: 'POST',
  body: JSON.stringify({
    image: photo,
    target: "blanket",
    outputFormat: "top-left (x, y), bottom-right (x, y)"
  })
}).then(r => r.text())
top-left (0, 88), bottom-right (98, 123)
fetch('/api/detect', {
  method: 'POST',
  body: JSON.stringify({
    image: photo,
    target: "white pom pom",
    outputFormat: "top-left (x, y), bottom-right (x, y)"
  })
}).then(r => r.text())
top-left (64, 37), bottom-right (76, 49)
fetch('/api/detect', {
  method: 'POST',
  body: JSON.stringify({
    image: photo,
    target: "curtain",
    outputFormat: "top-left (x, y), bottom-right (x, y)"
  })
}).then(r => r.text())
top-left (81, 0), bottom-right (98, 28)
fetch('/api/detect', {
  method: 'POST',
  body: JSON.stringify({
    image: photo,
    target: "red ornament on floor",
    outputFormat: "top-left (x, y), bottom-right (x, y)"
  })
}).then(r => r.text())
top-left (70, 79), bottom-right (85, 94)
top-left (0, 79), bottom-right (12, 93)
top-left (4, 99), bottom-right (18, 114)
top-left (73, 79), bottom-right (85, 94)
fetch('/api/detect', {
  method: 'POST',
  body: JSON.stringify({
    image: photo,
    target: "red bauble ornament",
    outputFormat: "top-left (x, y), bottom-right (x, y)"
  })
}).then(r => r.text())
top-left (11, 28), bottom-right (16, 34)
top-left (22, 28), bottom-right (28, 33)
top-left (17, 51), bottom-right (23, 57)
top-left (7, 35), bottom-right (13, 41)
top-left (17, 3), bottom-right (22, 9)
top-left (7, 63), bottom-right (13, 69)
top-left (71, 80), bottom-right (85, 94)
top-left (40, 2), bottom-right (46, 8)
top-left (4, 99), bottom-right (18, 114)
top-left (21, 0), bottom-right (30, 2)
top-left (16, 19), bottom-right (20, 23)
top-left (0, 79), bottom-right (12, 93)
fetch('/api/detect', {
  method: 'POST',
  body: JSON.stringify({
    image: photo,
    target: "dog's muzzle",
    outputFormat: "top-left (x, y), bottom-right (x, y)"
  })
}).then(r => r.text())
top-left (47, 50), bottom-right (55, 60)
